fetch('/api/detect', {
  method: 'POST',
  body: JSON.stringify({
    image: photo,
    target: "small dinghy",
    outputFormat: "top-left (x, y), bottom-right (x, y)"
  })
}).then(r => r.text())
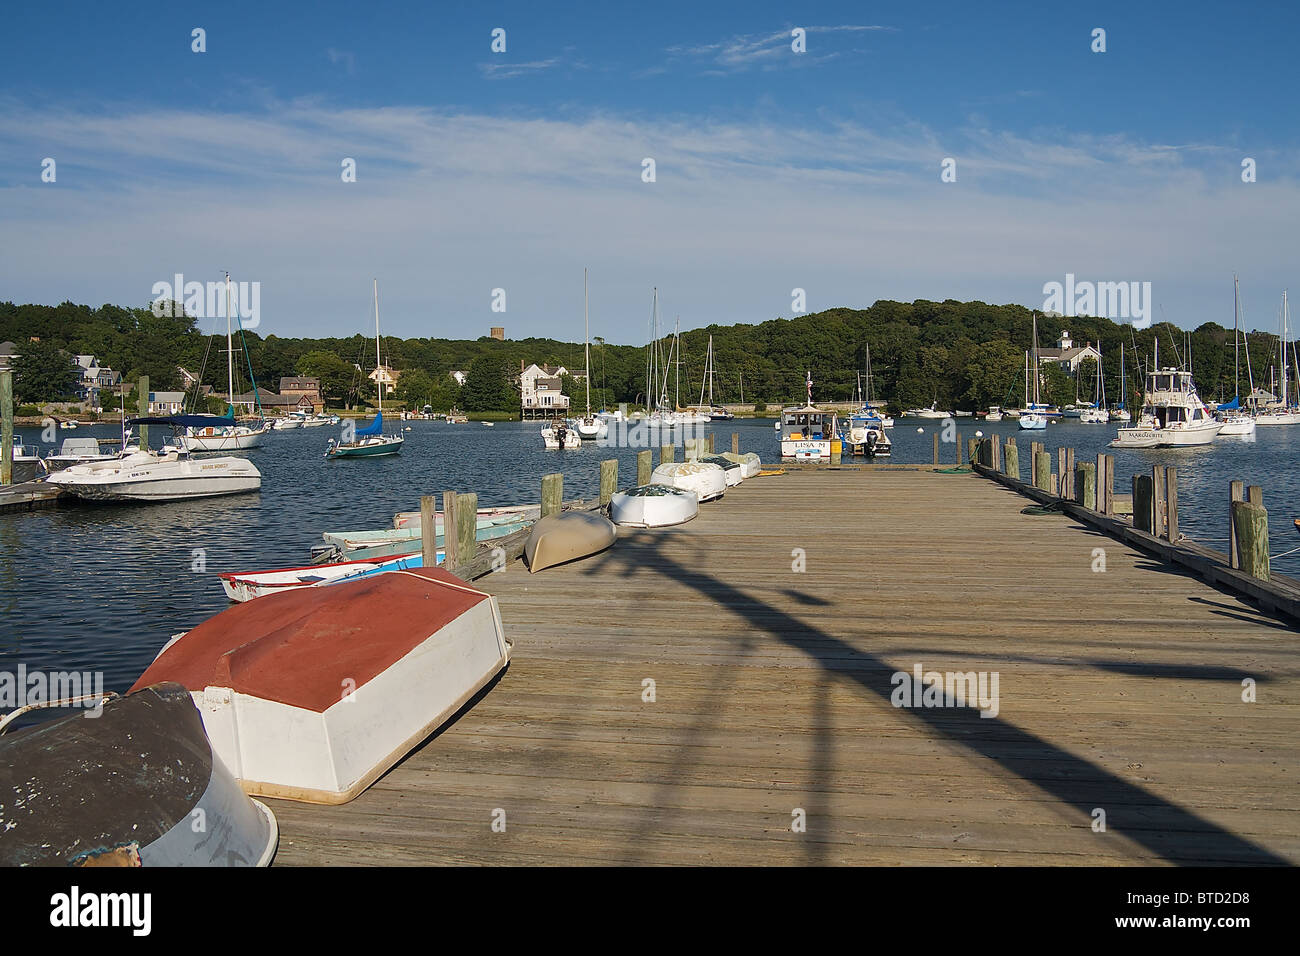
top-left (319, 510), bottom-right (534, 562)
top-left (133, 568), bottom-right (511, 804)
top-left (524, 511), bottom-right (617, 572)
top-left (698, 454), bottom-right (744, 486)
top-left (218, 549), bottom-right (440, 602)
top-left (609, 484), bottom-right (699, 528)
top-left (391, 504), bottom-right (539, 531)
top-left (721, 451), bottom-right (761, 478)
top-left (652, 461), bottom-right (726, 502)
top-left (0, 682), bottom-right (278, 867)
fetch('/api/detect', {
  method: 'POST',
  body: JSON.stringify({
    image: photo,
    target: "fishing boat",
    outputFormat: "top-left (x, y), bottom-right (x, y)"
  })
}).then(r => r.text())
top-left (541, 417), bottom-right (581, 449)
top-left (698, 453), bottom-right (744, 486)
top-left (1217, 275), bottom-right (1258, 437)
top-left (46, 420), bottom-right (262, 501)
top-left (180, 274), bottom-right (270, 452)
top-left (325, 280), bottom-right (405, 459)
top-left (1019, 314), bottom-right (1050, 430)
top-left (132, 568), bottom-right (511, 804)
top-left (1111, 348), bottom-right (1222, 447)
top-left (573, 269), bottom-right (608, 441)
top-left (1254, 290), bottom-right (1300, 425)
top-left (609, 484), bottom-right (699, 528)
top-left (219, 549), bottom-right (439, 602)
top-left (720, 451), bottom-right (762, 477)
top-left (0, 682), bottom-right (278, 866)
top-left (779, 373), bottom-right (842, 461)
top-left (652, 460), bottom-right (727, 502)
top-left (524, 511), bottom-right (617, 572)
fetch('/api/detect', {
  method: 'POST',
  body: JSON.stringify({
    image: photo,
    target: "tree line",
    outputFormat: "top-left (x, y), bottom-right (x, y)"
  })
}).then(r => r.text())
top-left (1, 297), bottom-right (1287, 413)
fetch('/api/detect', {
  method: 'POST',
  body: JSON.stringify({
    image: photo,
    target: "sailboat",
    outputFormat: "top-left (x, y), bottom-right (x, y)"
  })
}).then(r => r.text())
top-left (1255, 290), bottom-right (1300, 425)
top-left (699, 335), bottom-right (734, 421)
top-left (671, 318), bottom-right (710, 425)
top-left (843, 346), bottom-right (892, 455)
top-left (1079, 345), bottom-right (1109, 423)
top-left (1110, 347), bottom-right (1131, 421)
top-left (1217, 275), bottom-right (1257, 436)
top-left (1019, 314), bottom-right (1049, 430)
top-left (572, 269), bottom-right (606, 441)
top-left (179, 273), bottom-right (270, 452)
top-left (324, 280), bottom-right (405, 459)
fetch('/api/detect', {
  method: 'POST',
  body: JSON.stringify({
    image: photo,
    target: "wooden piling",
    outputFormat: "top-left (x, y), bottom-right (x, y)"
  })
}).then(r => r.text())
top-left (1005, 441), bottom-right (1019, 481)
top-left (1152, 466), bottom-right (1166, 539)
top-left (1064, 448), bottom-right (1075, 501)
top-left (1133, 474), bottom-right (1154, 534)
top-left (137, 375), bottom-right (149, 449)
top-left (932, 432), bottom-right (939, 466)
top-left (660, 443), bottom-right (675, 465)
top-left (731, 432), bottom-right (739, 455)
top-left (967, 437), bottom-right (977, 463)
top-left (599, 459), bottom-right (618, 505)
top-left (707, 433), bottom-right (715, 454)
top-left (541, 473), bottom-right (563, 518)
top-left (1229, 480), bottom-right (1245, 569)
top-left (441, 491), bottom-right (459, 567)
top-left (1049, 472), bottom-right (1059, 496)
top-left (1248, 485), bottom-right (1263, 507)
top-left (1165, 467), bottom-right (1178, 543)
top-left (420, 495), bottom-right (438, 568)
top-left (637, 449), bottom-right (652, 486)
top-left (991, 438), bottom-right (1001, 471)
top-left (1231, 499), bottom-right (1270, 581)
top-left (1034, 451), bottom-right (1051, 493)
top-left (683, 438), bottom-right (699, 460)
top-left (1075, 462), bottom-right (1096, 510)
top-left (955, 429), bottom-right (961, 464)
top-left (0, 369), bottom-right (11, 486)
top-left (456, 492), bottom-right (477, 564)
top-left (1057, 448), bottom-right (1066, 497)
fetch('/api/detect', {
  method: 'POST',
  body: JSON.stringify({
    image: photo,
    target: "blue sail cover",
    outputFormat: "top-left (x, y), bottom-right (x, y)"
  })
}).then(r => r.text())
top-left (354, 412), bottom-right (383, 437)
top-left (1218, 397), bottom-right (1241, 411)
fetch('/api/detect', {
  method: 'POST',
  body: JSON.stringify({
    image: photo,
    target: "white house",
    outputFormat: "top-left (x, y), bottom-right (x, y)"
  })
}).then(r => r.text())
top-left (148, 391), bottom-right (187, 414)
top-left (519, 362), bottom-right (579, 418)
top-left (73, 354), bottom-right (121, 406)
top-left (1037, 331), bottom-right (1102, 375)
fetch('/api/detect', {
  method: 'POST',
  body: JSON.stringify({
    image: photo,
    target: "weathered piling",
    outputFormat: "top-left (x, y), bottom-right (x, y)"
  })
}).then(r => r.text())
top-left (1232, 499), bottom-right (1270, 581)
top-left (441, 491), bottom-right (459, 567)
top-left (1064, 448), bottom-right (1074, 501)
top-left (660, 443), bottom-right (675, 465)
top-left (421, 495), bottom-right (439, 568)
top-left (991, 438), bottom-right (1001, 471)
top-left (1097, 453), bottom-right (1114, 515)
top-left (599, 459), bottom-right (618, 505)
top-left (683, 437), bottom-right (700, 460)
top-left (456, 492), bottom-right (477, 562)
top-left (1229, 480), bottom-right (1244, 569)
top-left (1, 369), bottom-right (12, 485)
top-left (731, 432), bottom-right (739, 455)
top-left (1075, 462), bottom-right (1096, 510)
top-left (1152, 466), bottom-right (1167, 538)
top-left (637, 450), bottom-right (652, 486)
top-left (1057, 448), bottom-right (1067, 498)
top-left (707, 433), bottom-right (715, 454)
top-left (1005, 440), bottom-right (1019, 481)
top-left (137, 375), bottom-right (149, 449)
top-left (1034, 451), bottom-right (1051, 493)
top-left (1165, 467), bottom-right (1178, 543)
top-left (1133, 474), bottom-right (1154, 533)
top-left (932, 432), bottom-right (939, 466)
top-left (541, 473), bottom-right (563, 518)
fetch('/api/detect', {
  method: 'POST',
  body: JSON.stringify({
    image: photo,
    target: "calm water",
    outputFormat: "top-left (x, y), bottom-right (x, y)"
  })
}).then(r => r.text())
top-left (3, 416), bottom-right (1298, 696)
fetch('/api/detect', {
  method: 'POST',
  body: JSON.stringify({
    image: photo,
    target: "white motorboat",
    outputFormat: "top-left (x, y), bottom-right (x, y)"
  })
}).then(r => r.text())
top-left (843, 408), bottom-right (892, 456)
top-left (45, 441), bottom-right (261, 501)
top-left (651, 461), bottom-right (726, 502)
top-left (911, 403), bottom-right (951, 419)
top-left (609, 484), bottom-right (699, 528)
top-left (43, 436), bottom-right (127, 471)
top-left (4, 438), bottom-right (47, 483)
top-left (1217, 415), bottom-right (1257, 437)
top-left (984, 406), bottom-right (1004, 422)
top-left (271, 416), bottom-right (303, 430)
top-left (1111, 359), bottom-right (1222, 447)
top-left (133, 567), bottom-right (511, 805)
top-left (542, 419), bottom-right (581, 449)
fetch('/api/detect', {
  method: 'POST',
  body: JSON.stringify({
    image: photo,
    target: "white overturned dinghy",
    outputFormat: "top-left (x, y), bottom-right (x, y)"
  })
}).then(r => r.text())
top-left (651, 460), bottom-right (726, 502)
top-left (609, 484), bottom-right (699, 528)
top-left (698, 454), bottom-right (744, 486)
top-left (131, 567), bottom-right (511, 804)
top-left (721, 451), bottom-right (761, 478)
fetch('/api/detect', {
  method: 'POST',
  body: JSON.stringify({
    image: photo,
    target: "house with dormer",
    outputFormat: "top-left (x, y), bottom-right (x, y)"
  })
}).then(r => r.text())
top-left (1036, 331), bottom-right (1102, 375)
top-left (519, 361), bottom-right (581, 418)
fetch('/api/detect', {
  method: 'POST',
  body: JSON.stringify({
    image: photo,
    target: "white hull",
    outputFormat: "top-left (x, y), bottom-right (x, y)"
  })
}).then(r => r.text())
top-left (1109, 410), bottom-right (1131, 422)
top-left (1078, 409), bottom-right (1109, 424)
top-left (181, 425), bottom-right (269, 450)
top-left (651, 462), bottom-right (726, 502)
top-left (541, 427), bottom-right (581, 449)
top-left (1216, 416), bottom-right (1257, 437)
top-left (781, 439), bottom-right (835, 459)
top-left (1255, 411), bottom-right (1300, 425)
top-left (573, 417), bottom-right (608, 440)
top-left (271, 418), bottom-right (303, 430)
top-left (45, 450), bottom-right (261, 501)
top-left (609, 485), bottom-right (699, 528)
top-left (1111, 421), bottom-right (1222, 447)
top-left (1018, 415), bottom-right (1047, 430)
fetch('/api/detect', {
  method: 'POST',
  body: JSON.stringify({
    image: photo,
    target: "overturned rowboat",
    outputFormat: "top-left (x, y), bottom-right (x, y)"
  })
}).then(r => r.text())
top-left (652, 461), bottom-right (726, 502)
top-left (132, 567), bottom-right (511, 804)
top-left (609, 484), bottom-right (699, 528)
top-left (698, 454), bottom-right (744, 486)
top-left (317, 511), bottom-right (533, 562)
top-left (392, 504), bottom-right (539, 531)
top-left (721, 451), bottom-right (762, 478)
top-left (218, 549), bottom-right (440, 602)
top-left (0, 682), bottom-right (278, 866)
top-left (524, 511), bottom-right (617, 572)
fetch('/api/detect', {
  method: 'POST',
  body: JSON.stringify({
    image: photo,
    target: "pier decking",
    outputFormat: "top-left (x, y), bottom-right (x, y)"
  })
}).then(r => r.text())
top-left (270, 469), bottom-right (1299, 865)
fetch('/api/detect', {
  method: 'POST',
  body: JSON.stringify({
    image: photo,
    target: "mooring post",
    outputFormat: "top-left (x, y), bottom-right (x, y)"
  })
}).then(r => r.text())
top-left (456, 492), bottom-right (477, 565)
top-left (1248, 485), bottom-right (1263, 507)
top-left (707, 433), bottom-right (715, 454)
top-left (731, 432), bottom-right (739, 455)
top-left (683, 437), bottom-right (698, 460)
top-left (1152, 466), bottom-right (1166, 538)
top-left (992, 437), bottom-right (1001, 471)
top-left (967, 437), bottom-right (977, 463)
top-left (1133, 474), bottom-right (1154, 533)
top-left (660, 443), bottom-right (675, 465)
top-left (600, 459), bottom-right (618, 505)
top-left (1075, 462), bottom-right (1096, 510)
top-left (1231, 499), bottom-right (1270, 581)
top-left (137, 375), bottom-right (149, 449)
top-left (420, 495), bottom-right (438, 568)
top-left (1057, 448), bottom-right (1066, 496)
top-left (1165, 467), bottom-right (1178, 543)
top-left (637, 449), bottom-right (652, 486)
top-left (0, 369), bottom-right (12, 486)
top-left (1099, 454), bottom-right (1114, 515)
top-left (440, 491), bottom-right (459, 567)
top-left (1063, 448), bottom-right (1074, 501)
top-left (1229, 479), bottom-right (1244, 569)
top-left (1035, 451), bottom-right (1052, 493)
top-left (932, 432), bottom-right (939, 466)
top-left (541, 472), bottom-right (563, 518)
top-left (1005, 441), bottom-right (1020, 481)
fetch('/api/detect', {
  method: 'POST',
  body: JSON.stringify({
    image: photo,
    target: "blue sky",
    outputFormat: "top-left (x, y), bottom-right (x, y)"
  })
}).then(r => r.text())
top-left (2, 1), bottom-right (1297, 342)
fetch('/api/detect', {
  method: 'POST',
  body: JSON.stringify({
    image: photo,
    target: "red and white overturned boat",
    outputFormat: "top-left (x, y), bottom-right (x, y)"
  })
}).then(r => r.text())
top-left (132, 567), bottom-right (511, 804)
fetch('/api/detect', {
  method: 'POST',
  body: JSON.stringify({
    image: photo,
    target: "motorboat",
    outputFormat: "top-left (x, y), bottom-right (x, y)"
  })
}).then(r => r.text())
top-left (985, 406), bottom-right (1004, 422)
top-left (843, 407), bottom-right (891, 456)
top-left (651, 461), bottom-right (726, 502)
top-left (4, 438), bottom-right (47, 483)
top-left (778, 402), bottom-right (841, 461)
top-left (542, 419), bottom-right (581, 449)
top-left (609, 484), bottom-right (699, 528)
top-left (132, 568), bottom-right (511, 804)
top-left (0, 682), bottom-right (277, 866)
top-left (271, 416), bottom-right (303, 430)
top-left (46, 424), bottom-right (262, 501)
top-left (524, 511), bottom-right (617, 572)
top-left (325, 280), bottom-right (405, 458)
top-left (43, 436), bottom-right (129, 471)
top-left (1111, 361), bottom-right (1222, 447)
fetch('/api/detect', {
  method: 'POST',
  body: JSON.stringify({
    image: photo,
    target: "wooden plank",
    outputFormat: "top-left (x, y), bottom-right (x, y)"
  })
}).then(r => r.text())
top-left (637, 450), bottom-right (652, 486)
top-left (1230, 480), bottom-right (1244, 569)
top-left (456, 492), bottom-right (477, 563)
top-left (1165, 466), bottom-right (1178, 543)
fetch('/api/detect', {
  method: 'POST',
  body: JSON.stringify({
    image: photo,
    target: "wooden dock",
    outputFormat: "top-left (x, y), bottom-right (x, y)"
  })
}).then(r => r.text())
top-left (270, 468), bottom-right (1299, 866)
top-left (0, 480), bottom-right (64, 514)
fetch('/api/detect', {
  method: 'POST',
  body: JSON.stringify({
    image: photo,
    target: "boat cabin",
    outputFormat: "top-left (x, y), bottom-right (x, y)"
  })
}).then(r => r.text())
top-left (780, 405), bottom-right (838, 441)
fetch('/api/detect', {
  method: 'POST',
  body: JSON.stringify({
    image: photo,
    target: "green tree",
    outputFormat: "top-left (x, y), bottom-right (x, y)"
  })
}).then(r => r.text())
top-left (964, 340), bottom-right (1024, 409)
top-left (460, 356), bottom-right (517, 412)
top-left (296, 350), bottom-right (354, 405)
top-left (13, 339), bottom-right (78, 402)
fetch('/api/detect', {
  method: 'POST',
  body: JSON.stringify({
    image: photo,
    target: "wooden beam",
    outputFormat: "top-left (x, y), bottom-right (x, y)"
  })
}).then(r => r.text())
top-left (637, 449), bottom-right (652, 486)
top-left (1232, 500), bottom-right (1269, 581)
top-left (541, 473), bottom-right (563, 518)
top-left (420, 495), bottom-right (438, 568)
top-left (1165, 467), bottom-right (1178, 543)
top-left (1229, 479), bottom-right (1245, 569)
top-left (599, 459), bottom-right (618, 506)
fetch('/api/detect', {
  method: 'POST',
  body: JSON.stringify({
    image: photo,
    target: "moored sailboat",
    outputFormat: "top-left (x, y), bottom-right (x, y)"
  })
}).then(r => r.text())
top-left (325, 280), bottom-right (405, 459)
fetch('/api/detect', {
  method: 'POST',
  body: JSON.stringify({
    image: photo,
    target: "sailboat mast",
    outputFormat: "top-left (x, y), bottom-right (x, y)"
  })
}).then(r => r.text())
top-left (374, 278), bottom-right (382, 415)
top-left (584, 268), bottom-right (591, 416)
top-left (1234, 274), bottom-right (1241, 400)
top-left (225, 272), bottom-right (234, 406)
top-left (1282, 291), bottom-right (1289, 409)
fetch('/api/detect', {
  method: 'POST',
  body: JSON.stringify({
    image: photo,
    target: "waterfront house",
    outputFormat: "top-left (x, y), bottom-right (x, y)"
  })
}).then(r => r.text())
top-left (279, 376), bottom-right (324, 413)
top-left (520, 362), bottom-right (576, 418)
top-left (148, 391), bottom-right (187, 415)
top-left (1036, 331), bottom-right (1102, 375)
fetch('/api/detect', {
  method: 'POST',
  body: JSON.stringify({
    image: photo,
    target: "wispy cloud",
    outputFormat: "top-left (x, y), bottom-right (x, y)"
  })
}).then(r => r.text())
top-left (325, 48), bottom-right (356, 75)
top-left (665, 24), bottom-right (894, 73)
top-left (479, 57), bottom-right (567, 80)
